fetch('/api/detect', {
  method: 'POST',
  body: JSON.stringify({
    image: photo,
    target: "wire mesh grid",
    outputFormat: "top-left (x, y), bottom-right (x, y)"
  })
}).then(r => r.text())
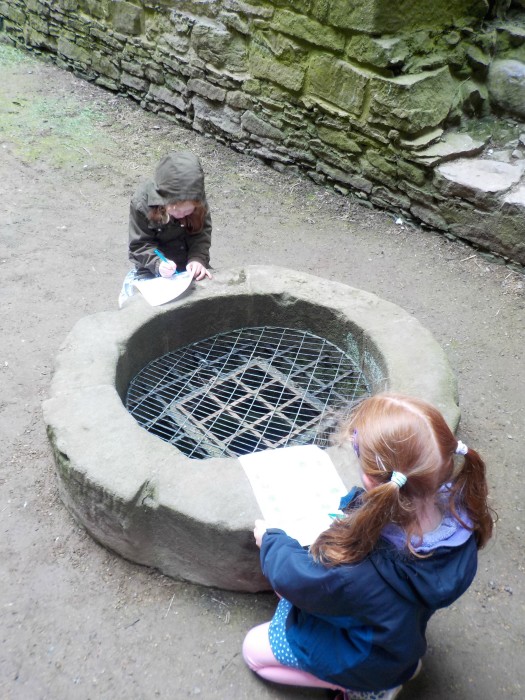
top-left (125, 326), bottom-right (370, 459)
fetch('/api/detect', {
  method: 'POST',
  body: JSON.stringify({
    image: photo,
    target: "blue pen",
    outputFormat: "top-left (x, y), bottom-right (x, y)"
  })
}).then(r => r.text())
top-left (154, 248), bottom-right (179, 274)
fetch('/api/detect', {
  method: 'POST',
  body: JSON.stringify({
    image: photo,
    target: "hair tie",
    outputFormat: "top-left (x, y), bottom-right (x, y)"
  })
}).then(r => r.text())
top-left (455, 440), bottom-right (468, 455)
top-left (390, 471), bottom-right (407, 488)
top-left (352, 429), bottom-right (360, 458)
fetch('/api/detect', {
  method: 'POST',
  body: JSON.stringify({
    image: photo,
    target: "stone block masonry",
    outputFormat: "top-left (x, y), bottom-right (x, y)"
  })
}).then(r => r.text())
top-left (1, 0), bottom-right (524, 267)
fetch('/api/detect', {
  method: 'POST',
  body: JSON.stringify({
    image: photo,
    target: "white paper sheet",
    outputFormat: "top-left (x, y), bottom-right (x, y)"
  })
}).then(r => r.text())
top-left (133, 272), bottom-right (193, 306)
top-left (239, 444), bottom-right (347, 546)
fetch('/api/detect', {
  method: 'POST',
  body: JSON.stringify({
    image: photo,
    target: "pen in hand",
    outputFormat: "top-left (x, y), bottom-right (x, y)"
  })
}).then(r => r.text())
top-left (154, 248), bottom-right (178, 276)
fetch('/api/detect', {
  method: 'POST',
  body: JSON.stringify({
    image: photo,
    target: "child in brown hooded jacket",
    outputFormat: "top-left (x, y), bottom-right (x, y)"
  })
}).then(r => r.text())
top-left (119, 151), bottom-right (212, 306)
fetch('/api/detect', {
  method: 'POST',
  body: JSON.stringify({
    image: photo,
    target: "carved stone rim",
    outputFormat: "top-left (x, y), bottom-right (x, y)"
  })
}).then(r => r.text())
top-left (42, 266), bottom-right (459, 591)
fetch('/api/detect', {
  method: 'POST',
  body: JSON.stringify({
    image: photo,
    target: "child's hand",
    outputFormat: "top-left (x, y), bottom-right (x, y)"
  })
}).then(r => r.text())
top-left (159, 259), bottom-right (177, 277)
top-left (187, 260), bottom-right (212, 281)
top-left (253, 519), bottom-right (268, 549)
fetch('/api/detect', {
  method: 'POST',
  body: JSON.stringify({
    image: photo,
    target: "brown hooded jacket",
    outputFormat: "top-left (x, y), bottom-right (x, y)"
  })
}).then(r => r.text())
top-left (128, 151), bottom-right (212, 276)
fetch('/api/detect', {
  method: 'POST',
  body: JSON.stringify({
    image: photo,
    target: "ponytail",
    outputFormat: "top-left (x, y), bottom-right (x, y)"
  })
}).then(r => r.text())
top-left (449, 447), bottom-right (494, 549)
top-left (311, 393), bottom-right (495, 567)
top-left (310, 481), bottom-right (414, 566)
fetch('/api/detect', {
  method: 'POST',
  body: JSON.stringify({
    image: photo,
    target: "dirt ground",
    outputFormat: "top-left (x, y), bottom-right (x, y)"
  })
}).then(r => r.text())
top-left (1, 43), bottom-right (524, 700)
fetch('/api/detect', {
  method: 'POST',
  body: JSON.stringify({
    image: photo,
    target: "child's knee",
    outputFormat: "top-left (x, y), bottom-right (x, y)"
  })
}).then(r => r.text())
top-left (242, 623), bottom-right (272, 671)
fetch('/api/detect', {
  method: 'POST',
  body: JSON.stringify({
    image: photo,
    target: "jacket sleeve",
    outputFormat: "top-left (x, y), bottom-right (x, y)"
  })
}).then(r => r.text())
top-left (128, 201), bottom-right (160, 275)
top-left (186, 200), bottom-right (212, 266)
top-left (260, 529), bottom-right (359, 616)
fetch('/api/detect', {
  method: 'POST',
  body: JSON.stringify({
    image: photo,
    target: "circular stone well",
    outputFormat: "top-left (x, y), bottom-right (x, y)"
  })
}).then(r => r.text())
top-left (43, 266), bottom-right (460, 591)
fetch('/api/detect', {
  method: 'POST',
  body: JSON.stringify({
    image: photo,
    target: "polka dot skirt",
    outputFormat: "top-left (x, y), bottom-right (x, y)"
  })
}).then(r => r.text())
top-left (268, 598), bottom-right (401, 700)
top-left (268, 598), bottom-right (301, 668)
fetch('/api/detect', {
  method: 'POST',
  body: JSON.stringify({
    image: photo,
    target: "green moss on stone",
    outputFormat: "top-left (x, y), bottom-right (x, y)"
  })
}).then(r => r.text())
top-left (249, 40), bottom-right (306, 91)
top-left (111, 0), bottom-right (144, 36)
top-left (328, 0), bottom-right (488, 34)
top-left (306, 53), bottom-right (369, 116)
top-left (369, 67), bottom-right (458, 133)
top-left (346, 35), bottom-right (409, 71)
top-left (57, 36), bottom-right (91, 64)
top-left (271, 9), bottom-right (344, 51)
top-left (191, 21), bottom-right (248, 72)
top-left (317, 125), bottom-right (362, 153)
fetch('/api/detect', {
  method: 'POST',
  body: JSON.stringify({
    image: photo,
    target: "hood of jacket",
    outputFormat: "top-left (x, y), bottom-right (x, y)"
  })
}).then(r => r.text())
top-left (148, 151), bottom-right (205, 205)
top-left (369, 535), bottom-right (478, 610)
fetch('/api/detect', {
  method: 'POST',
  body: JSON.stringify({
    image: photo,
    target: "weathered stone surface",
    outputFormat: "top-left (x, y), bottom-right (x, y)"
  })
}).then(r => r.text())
top-left (121, 59), bottom-right (144, 78)
top-left (160, 31), bottom-right (191, 54)
top-left (188, 77), bottom-right (226, 101)
top-left (111, 0), bottom-right (144, 36)
top-left (396, 160), bottom-right (427, 187)
top-left (165, 74), bottom-right (187, 94)
top-left (503, 184), bottom-right (525, 208)
top-left (369, 67), bottom-right (458, 133)
top-left (317, 161), bottom-right (366, 188)
top-left (271, 9), bottom-right (344, 51)
top-left (121, 71), bottom-right (148, 92)
top-left (366, 151), bottom-right (398, 178)
top-left (327, 0), bottom-right (488, 34)
top-left (90, 25), bottom-right (125, 51)
top-left (400, 127), bottom-right (445, 151)
top-left (435, 158), bottom-right (525, 205)
top-left (250, 145), bottom-right (291, 163)
top-left (220, 10), bottom-right (250, 35)
top-left (57, 36), bottom-right (91, 64)
top-left (410, 203), bottom-right (448, 229)
top-left (91, 51), bottom-right (120, 80)
top-left (192, 95), bottom-right (244, 138)
top-left (57, 0), bottom-right (77, 11)
top-left (226, 89), bottom-right (252, 108)
top-left (223, 0), bottom-right (273, 19)
top-left (0, 2), bottom-right (26, 24)
top-left (306, 54), bottom-right (368, 116)
top-left (249, 40), bottom-right (306, 91)
top-left (27, 13), bottom-right (49, 35)
top-left (345, 35), bottom-right (409, 69)
top-left (370, 186), bottom-right (411, 210)
top-left (310, 138), bottom-right (358, 171)
top-left (79, 0), bottom-right (110, 20)
top-left (241, 110), bottom-right (284, 140)
top-left (495, 22), bottom-right (525, 62)
top-left (43, 266), bottom-right (459, 589)
top-left (460, 79), bottom-right (489, 116)
top-left (191, 19), bottom-right (247, 72)
top-left (317, 125), bottom-right (362, 154)
top-left (25, 26), bottom-right (57, 50)
top-left (411, 131), bottom-right (487, 164)
top-left (148, 84), bottom-right (186, 111)
top-left (488, 59), bottom-right (525, 119)
top-left (442, 203), bottom-right (525, 262)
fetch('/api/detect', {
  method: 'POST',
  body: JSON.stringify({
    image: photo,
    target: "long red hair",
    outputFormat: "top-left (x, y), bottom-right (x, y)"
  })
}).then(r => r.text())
top-left (148, 200), bottom-right (206, 233)
top-left (310, 393), bottom-right (494, 566)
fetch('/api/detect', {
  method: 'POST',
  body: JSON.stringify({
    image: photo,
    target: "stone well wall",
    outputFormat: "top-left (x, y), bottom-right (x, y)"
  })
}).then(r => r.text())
top-left (42, 266), bottom-right (461, 590)
top-left (1, 1), bottom-right (525, 266)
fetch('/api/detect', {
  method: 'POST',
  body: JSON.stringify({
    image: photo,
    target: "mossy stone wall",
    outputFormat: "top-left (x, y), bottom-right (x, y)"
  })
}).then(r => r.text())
top-left (1, 0), bottom-right (524, 266)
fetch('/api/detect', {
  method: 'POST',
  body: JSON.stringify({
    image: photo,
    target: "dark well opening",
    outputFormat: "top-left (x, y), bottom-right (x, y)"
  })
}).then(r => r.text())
top-left (126, 326), bottom-right (370, 459)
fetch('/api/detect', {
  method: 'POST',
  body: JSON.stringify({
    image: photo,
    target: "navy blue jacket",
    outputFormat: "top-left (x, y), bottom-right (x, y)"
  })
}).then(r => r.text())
top-left (260, 527), bottom-right (478, 692)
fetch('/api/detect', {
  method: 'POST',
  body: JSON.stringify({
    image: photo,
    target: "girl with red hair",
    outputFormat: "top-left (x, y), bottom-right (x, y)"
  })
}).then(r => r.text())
top-left (243, 393), bottom-right (494, 699)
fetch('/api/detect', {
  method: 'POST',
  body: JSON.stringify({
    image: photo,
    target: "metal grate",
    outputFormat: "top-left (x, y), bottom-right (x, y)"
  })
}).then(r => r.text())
top-left (125, 326), bottom-right (370, 459)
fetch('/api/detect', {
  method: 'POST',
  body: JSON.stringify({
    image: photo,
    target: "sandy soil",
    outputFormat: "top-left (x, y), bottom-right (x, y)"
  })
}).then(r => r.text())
top-left (1, 43), bottom-right (524, 700)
